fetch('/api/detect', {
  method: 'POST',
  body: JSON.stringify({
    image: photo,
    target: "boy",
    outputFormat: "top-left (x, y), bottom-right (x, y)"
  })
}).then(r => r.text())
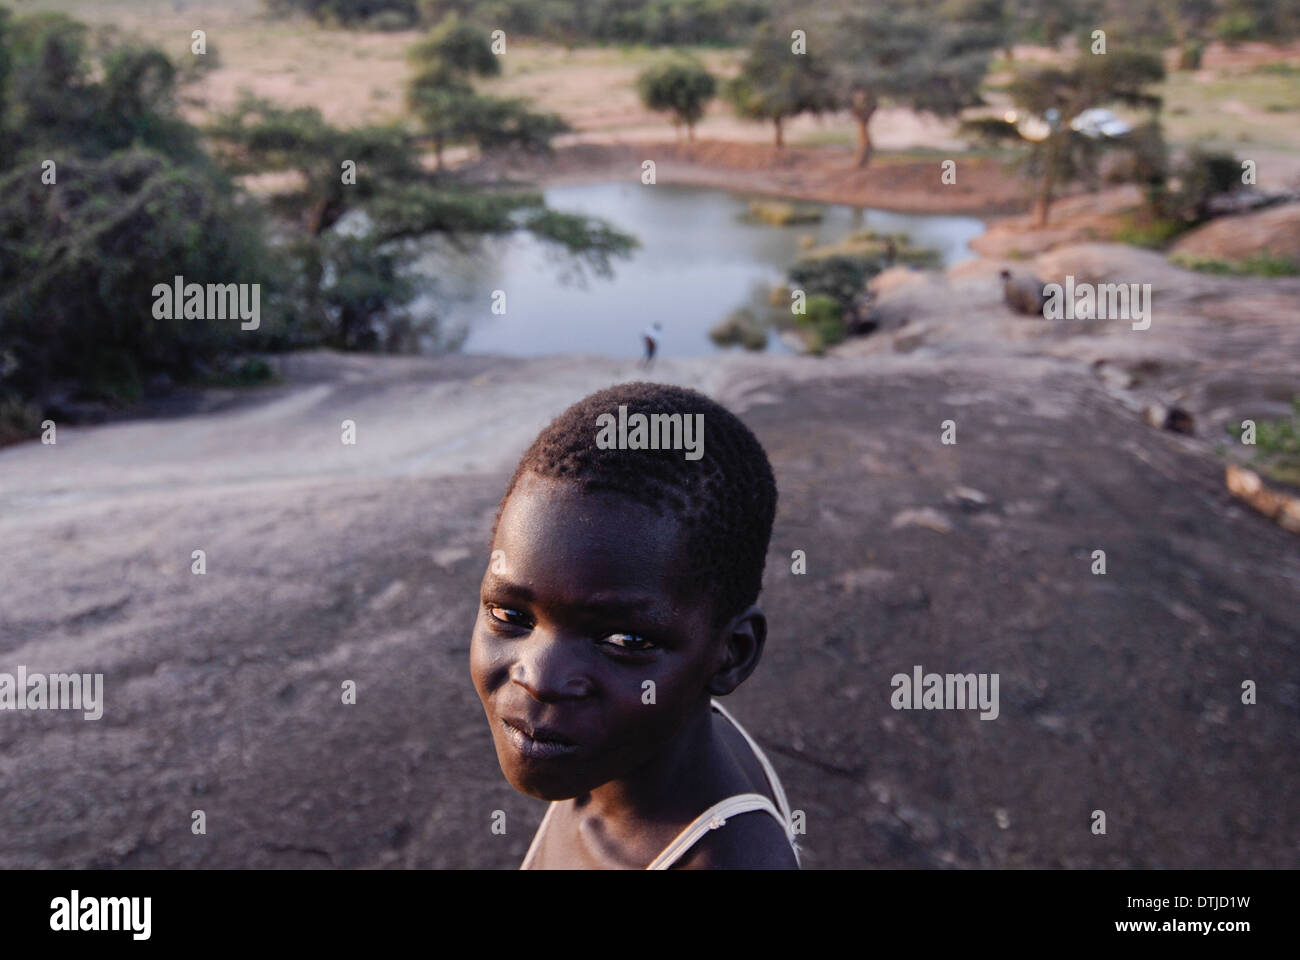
top-left (470, 382), bottom-right (800, 869)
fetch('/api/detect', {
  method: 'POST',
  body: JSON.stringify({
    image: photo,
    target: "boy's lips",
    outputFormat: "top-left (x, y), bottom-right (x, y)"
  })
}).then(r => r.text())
top-left (501, 716), bottom-right (580, 759)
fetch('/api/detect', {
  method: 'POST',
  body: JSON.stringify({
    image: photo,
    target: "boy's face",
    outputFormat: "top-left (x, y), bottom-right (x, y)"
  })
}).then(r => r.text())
top-left (470, 472), bottom-right (720, 800)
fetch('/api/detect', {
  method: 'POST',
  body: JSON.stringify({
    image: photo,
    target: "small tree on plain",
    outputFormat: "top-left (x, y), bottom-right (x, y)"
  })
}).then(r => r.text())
top-left (636, 59), bottom-right (717, 141)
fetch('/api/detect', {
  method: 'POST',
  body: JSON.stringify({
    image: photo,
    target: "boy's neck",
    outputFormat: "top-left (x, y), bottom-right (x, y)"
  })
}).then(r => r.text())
top-left (573, 697), bottom-right (723, 825)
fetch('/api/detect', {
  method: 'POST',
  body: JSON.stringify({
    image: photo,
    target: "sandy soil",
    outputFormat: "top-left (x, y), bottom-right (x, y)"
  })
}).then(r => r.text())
top-left (3, 244), bottom-right (1298, 870)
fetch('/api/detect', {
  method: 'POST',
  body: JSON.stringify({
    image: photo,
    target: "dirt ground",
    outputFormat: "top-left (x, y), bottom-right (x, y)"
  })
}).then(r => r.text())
top-left (3, 242), bottom-right (1298, 869)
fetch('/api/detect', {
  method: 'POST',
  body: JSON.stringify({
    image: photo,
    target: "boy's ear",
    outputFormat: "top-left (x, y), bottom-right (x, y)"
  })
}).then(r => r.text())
top-left (706, 604), bottom-right (767, 697)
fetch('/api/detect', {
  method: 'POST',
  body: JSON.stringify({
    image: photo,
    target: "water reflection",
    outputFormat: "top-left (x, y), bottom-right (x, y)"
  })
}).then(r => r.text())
top-left (410, 182), bottom-right (985, 357)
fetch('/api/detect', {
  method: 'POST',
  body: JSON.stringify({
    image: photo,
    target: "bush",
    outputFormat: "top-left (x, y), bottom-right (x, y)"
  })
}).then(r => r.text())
top-left (1112, 214), bottom-right (1188, 248)
top-left (1215, 11), bottom-right (1256, 43)
top-left (744, 200), bottom-right (823, 225)
top-left (0, 150), bottom-right (279, 406)
top-left (709, 309), bottom-right (768, 350)
top-left (1228, 398), bottom-right (1300, 487)
top-left (1170, 254), bottom-right (1300, 277)
top-left (788, 254), bottom-right (877, 311)
top-left (1177, 147), bottom-right (1242, 220)
top-left (0, 395), bottom-right (43, 447)
top-left (1178, 40), bottom-right (1204, 71)
top-left (794, 294), bottom-right (846, 354)
top-left (267, 0), bottom-right (419, 26)
top-left (637, 58), bottom-right (717, 137)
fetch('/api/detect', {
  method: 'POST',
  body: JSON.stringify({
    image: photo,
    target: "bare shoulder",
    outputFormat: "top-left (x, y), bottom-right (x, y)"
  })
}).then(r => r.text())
top-left (672, 811), bottom-right (800, 870)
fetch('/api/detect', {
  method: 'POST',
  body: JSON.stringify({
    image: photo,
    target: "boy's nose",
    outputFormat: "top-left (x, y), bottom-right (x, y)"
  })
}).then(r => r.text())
top-left (510, 631), bottom-right (592, 701)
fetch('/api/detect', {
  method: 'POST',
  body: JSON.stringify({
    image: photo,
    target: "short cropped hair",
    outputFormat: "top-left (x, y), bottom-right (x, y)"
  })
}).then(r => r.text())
top-left (494, 382), bottom-right (777, 631)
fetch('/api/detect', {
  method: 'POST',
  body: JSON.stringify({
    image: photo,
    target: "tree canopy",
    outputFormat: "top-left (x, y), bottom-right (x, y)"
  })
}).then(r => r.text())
top-left (637, 58), bottom-right (717, 140)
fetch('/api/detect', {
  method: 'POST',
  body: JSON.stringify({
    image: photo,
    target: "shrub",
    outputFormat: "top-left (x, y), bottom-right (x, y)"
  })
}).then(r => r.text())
top-left (709, 309), bottom-right (768, 350)
top-left (795, 294), bottom-right (846, 354)
top-left (1112, 215), bottom-right (1188, 248)
top-left (0, 395), bottom-right (43, 447)
top-left (788, 254), bottom-right (876, 310)
top-left (0, 150), bottom-right (279, 406)
top-left (1178, 40), bottom-right (1205, 70)
top-left (1215, 11), bottom-right (1256, 44)
top-left (1177, 147), bottom-right (1241, 220)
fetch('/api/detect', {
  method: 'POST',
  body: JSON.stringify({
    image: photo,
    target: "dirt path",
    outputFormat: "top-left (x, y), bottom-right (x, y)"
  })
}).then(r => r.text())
top-left (3, 243), bottom-right (1298, 868)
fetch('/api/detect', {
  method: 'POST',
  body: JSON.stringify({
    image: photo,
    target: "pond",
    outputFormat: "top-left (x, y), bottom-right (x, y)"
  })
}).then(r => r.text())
top-left (411, 182), bottom-right (986, 357)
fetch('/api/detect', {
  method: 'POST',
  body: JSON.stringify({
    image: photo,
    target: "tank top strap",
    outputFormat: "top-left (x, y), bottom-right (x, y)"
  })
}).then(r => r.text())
top-left (644, 793), bottom-right (783, 870)
top-left (520, 701), bottom-right (801, 870)
top-left (709, 698), bottom-right (796, 829)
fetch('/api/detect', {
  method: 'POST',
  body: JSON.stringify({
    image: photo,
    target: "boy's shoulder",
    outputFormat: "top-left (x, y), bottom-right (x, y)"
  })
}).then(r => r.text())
top-left (671, 810), bottom-right (800, 870)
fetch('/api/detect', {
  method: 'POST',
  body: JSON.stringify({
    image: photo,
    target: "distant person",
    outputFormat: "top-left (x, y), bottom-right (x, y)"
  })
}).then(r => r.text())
top-left (470, 382), bottom-right (800, 869)
top-left (641, 323), bottom-right (661, 369)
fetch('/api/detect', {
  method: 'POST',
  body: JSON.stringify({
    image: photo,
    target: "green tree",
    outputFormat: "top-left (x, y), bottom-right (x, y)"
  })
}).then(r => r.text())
top-left (819, 0), bottom-right (1002, 168)
top-left (406, 16), bottom-right (568, 169)
top-left (637, 58), bottom-right (717, 141)
top-left (207, 95), bottom-right (634, 351)
top-left (725, 19), bottom-right (836, 149)
top-left (1008, 50), bottom-right (1165, 224)
top-left (0, 13), bottom-right (274, 411)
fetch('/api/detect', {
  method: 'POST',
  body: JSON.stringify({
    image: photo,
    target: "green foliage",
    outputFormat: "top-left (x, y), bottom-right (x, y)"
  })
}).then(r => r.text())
top-left (0, 149), bottom-right (278, 404)
top-left (1176, 146), bottom-right (1240, 219)
top-left (1215, 9), bottom-right (1257, 41)
top-left (637, 58), bottom-right (716, 136)
top-left (270, 0), bottom-right (769, 42)
top-left (1, 13), bottom-right (201, 168)
top-left (744, 199), bottom-right (822, 225)
top-left (1170, 253), bottom-right (1300, 276)
top-left (998, 49), bottom-right (1165, 223)
top-left (1112, 214), bottom-right (1189, 248)
top-left (417, 0), bottom-right (768, 44)
top-left (827, 0), bottom-right (1001, 115)
top-left (1228, 398), bottom-right (1300, 486)
top-left (406, 17), bottom-right (568, 165)
top-left (265, 0), bottom-right (420, 27)
top-left (1, 3), bottom-right (638, 418)
top-left (709, 308), bottom-right (768, 350)
top-left (726, 19), bottom-right (836, 145)
top-left (794, 294), bottom-right (846, 354)
top-left (207, 95), bottom-right (419, 234)
top-left (1179, 40), bottom-right (1205, 70)
top-left (0, 394), bottom-right (43, 447)
top-left (788, 255), bottom-right (875, 310)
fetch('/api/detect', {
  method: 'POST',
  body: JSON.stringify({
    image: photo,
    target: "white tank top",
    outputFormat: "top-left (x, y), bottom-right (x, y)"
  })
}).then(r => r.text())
top-left (520, 698), bottom-right (801, 870)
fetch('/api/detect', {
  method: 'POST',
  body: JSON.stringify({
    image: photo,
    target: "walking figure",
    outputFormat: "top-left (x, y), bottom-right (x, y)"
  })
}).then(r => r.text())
top-left (641, 323), bottom-right (662, 369)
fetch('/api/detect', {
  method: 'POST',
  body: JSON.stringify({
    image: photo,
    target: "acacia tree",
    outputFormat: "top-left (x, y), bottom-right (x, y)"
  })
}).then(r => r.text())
top-left (406, 16), bottom-right (567, 169)
top-left (1010, 50), bottom-right (1165, 224)
top-left (207, 95), bottom-right (635, 351)
top-left (725, 19), bottom-right (836, 149)
top-left (817, 0), bottom-right (1001, 168)
top-left (637, 59), bottom-right (716, 141)
top-left (963, 49), bottom-right (1166, 224)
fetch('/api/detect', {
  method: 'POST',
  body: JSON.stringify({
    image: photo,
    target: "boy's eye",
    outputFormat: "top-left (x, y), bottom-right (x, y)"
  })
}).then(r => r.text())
top-left (600, 632), bottom-right (656, 652)
top-left (486, 605), bottom-right (531, 628)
